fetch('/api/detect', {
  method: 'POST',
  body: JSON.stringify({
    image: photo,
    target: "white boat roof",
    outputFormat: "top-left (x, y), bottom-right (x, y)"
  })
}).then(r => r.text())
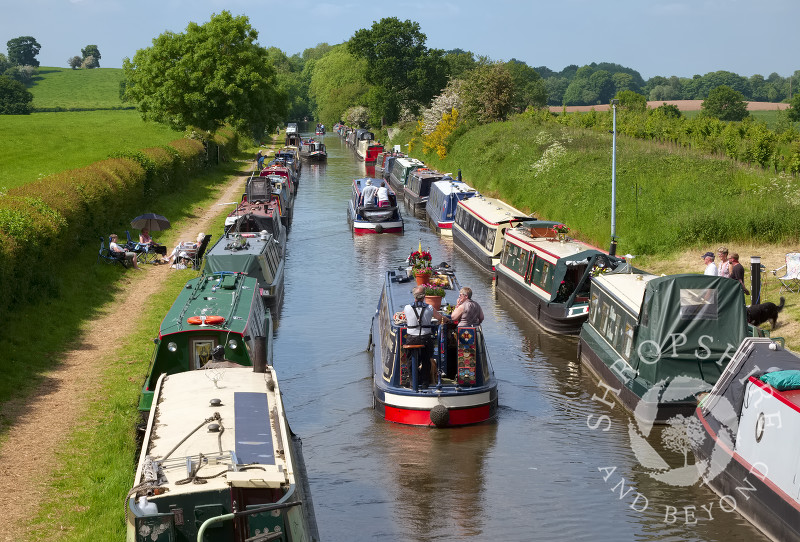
top-left (431, 179), bottom-right (476, 196)
top-left (593, 272), bottom-right (658, 315)
top-left (395, 157), bottom-right (425, 168)
top-left (135, 367), bottom-right (295, 497)
top-left (458, 195), bottom-right (528, 225)
top-left (505, 226), bottom-right (601, 260)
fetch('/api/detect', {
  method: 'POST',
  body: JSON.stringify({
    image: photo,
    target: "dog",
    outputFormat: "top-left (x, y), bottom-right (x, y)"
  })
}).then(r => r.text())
top-left (747, 297), bottom-right (785, 329)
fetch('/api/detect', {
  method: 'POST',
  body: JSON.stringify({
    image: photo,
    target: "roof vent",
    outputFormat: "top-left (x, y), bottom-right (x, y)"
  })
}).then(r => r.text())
top-left (210, 398), bottom-right (222, 407)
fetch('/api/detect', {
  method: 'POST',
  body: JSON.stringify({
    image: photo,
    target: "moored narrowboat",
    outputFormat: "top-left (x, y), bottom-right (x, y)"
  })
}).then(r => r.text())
top-left (692, 337), bottom-right (800, 542)
top-left (137, 272), bottom-right (271, 412)
top-left (204, 231), bottom-right (285, 306)
top-left (285, 122), bottom-right (301, 146)
top-left (578, 272), bottom-right (748, 422)
top-left (425, 179), bottom-right (477, 236)
top-left (127, 366), bottom-right (319, 542)
top-left (354, 129), bottom-right (382, 162)
top-left (369, 266), bottom-right (498, 426)
top-left (388, 157), bottom-right (425, 193)
top-left (347, 177), bottom-right (403, 234)
top-left (452, 195), bottom-right (529, 272)
top-left (226, 174), bottom-right (288, 246)
top-left (495, 221), bottom-right (624, 334)
top-left (403, 169), bottom-right (448, 215)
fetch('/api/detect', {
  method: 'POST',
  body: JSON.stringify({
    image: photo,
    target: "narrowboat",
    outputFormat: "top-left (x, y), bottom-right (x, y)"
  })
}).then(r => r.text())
top-left (425, 179), bottom-right (476, 236)
top-left (452, 195), bottom-right (530, 272)
top-left (285, 122), bottom-right (301, 147)
top-left (403, 169), bottom-right (448, 215)
top-left (275, 147), bottom-right (301, 177)
top-left (388, 157), bottom-right (425, 193)
top-left (369, 266), bottom-right (498, 426)
top-left (578, 272), bottom-right (749, 422)
top-left (204, 232), bottom-right (285, 306)
top-left (300, 139), bottom-right (327, 162)
top-left (692, 337), bottom-right (800, 542)
top-left (379, 152), bottom-right (404, 181)
top-left (127, 366), bottom-right (319, 542)
top-left (137, 272), bottom-right (271, 413)
top-left (226, 174), bottom-right (288, 246)
top-left (354, 129), bottom-right (383, 162)
top-left (495, 221), bottom-right (624, 334)
top-left (347, 177), bottom-right (403, 234)
top-left (315, 122), bottom-right (325, 135)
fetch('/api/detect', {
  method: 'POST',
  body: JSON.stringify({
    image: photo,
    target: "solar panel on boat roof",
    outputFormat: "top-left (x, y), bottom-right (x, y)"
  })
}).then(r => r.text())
top-left (234, 392), bottom-right (276, 465)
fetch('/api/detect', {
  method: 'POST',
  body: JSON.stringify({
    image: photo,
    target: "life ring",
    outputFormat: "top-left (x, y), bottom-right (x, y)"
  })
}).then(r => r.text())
top-left (187, 315), bottom-right (225, 325)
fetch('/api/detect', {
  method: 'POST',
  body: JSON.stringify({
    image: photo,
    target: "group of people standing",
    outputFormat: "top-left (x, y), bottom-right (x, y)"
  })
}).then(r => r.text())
top-left (403, 285), bottom-right (484, 388)
top-left (702, 246), bottom-right (750, 294)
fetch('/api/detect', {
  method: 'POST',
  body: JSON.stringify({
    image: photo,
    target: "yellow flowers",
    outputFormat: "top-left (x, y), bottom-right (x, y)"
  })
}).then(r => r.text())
top-left (422, 108), bottom-right (459, 159)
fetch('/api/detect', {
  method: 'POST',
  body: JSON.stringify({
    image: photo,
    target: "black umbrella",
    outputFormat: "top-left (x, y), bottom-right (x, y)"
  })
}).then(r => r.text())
top-left (131, 213), bottom-right (171, 231)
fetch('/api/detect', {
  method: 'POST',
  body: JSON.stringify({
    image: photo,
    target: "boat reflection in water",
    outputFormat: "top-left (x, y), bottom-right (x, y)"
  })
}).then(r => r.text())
top-left (371, 421), bottom-right (497, 538)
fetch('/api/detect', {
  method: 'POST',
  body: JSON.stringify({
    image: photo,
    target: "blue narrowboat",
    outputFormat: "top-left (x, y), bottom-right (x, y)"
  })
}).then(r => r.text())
top-left (425, 179), bottom-right (477, 236)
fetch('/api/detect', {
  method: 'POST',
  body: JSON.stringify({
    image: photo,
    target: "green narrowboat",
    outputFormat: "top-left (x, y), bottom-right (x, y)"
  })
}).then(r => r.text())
top-left (137, 272), bottom-right (271, 413)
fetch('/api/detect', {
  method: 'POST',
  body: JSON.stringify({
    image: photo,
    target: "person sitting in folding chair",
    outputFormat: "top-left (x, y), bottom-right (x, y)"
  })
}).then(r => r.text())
top-left (139, 228), bottom-right (168, 263)
top-left (167, 232), bottom-right (205, 269)
top-left (109, 234), bottom-right (142, 270)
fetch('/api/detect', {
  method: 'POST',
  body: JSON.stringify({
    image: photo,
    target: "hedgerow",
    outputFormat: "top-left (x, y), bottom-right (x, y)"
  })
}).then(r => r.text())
top-left (0, 129), bottom-right (237, 321)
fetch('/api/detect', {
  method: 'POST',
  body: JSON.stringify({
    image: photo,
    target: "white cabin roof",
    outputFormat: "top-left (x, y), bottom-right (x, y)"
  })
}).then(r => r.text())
top-left (593, 272), bottom-right (658, 315)
top-left (136, 368), bottom-right (293, 497)
top-left (505, 226), bottom-right (600, 260)
top-left (431, 179), bottom-right (476, 196)
top-left (458, 195), bottom-right (528, 225)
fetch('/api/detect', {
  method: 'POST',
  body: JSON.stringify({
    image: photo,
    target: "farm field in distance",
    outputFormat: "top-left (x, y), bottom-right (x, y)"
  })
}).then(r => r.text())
top-left (0, 109), bottom-right (180, 189)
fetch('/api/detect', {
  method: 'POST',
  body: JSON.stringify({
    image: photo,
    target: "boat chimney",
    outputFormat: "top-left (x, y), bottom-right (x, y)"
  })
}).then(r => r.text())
top-left (252, 335), bottom-right (267, 373)
top-left (750, 256), bottom-right (762, 303)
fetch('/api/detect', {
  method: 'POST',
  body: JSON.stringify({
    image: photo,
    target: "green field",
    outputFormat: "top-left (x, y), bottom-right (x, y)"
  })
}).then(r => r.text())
top-left (0, 110), bottom-right (180, 189)
top-left (30, 67), bottom-right (127, 110)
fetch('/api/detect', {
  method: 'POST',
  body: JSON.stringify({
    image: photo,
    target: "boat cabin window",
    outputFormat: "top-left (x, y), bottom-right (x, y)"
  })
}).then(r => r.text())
top-left (502, 242), bottom-right (528, 276)
top-left (589, 287), bottom-right (636, 362)
top-left (529, 256), bottom-right (554, 292)
top-left (455, 206), bottom-right (490, 249)
top-left (679, 288), bottom-right (718, 320)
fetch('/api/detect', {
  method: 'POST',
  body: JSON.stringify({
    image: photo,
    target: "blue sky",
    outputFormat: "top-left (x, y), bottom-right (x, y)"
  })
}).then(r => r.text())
top-left (1, 0), bottom-right (798, 80)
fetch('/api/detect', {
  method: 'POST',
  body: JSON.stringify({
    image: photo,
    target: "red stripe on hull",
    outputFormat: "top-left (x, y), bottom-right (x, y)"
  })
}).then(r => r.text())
top-left (353, 227), bottom-right (403, 235)
top-left (437, 223), bottom-right (453, 229)
top-left (384, 404), bottom-right (492, 426)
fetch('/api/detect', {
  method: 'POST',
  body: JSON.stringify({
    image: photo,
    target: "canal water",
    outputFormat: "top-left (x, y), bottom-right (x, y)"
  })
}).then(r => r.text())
top-left (272, 132), bottom-right (767, 541)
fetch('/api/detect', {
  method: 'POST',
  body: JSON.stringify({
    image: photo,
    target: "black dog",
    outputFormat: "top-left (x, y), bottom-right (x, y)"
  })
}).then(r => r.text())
top-left (747, 297), bottom-right (785, 328)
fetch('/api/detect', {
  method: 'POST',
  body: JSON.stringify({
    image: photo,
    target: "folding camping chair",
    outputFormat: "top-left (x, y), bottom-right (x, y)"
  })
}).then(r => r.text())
top-left (772, 252), bottom-right (800, 294)
top-left (97, 237), bottom-right (128, 267)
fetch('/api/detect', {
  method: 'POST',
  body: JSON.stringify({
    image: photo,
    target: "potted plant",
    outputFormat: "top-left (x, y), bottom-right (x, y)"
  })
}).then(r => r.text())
top-left (409, 249), bottom-right (433, 284)
top-left (421, 284), bottom-right (446, 310)
top-left (552, 223), bottom-right (570, 241)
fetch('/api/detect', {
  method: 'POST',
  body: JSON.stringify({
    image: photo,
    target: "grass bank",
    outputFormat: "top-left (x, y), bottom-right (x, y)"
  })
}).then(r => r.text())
top-left (30, 67), bottom-right (127, 110)
top-left (0, 110), bottom-right (180, 189)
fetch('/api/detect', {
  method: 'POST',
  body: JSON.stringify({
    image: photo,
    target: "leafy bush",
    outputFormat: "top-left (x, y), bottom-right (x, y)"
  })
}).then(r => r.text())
top-left (0, 75), bottom-right (32, 114)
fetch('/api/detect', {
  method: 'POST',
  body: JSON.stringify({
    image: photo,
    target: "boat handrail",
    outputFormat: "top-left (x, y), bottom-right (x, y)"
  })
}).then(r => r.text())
top-left (196, 488), bottom-right (302, 542)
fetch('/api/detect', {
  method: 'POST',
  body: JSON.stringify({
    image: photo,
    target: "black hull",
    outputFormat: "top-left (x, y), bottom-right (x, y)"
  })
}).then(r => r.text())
top-left (452, 227), bottom-right (494, 272)
top-left (694, 410), bottom-right (800, 542)
top-left (495, 269), bottom-right (584, 335)
top-left (578, 335), bottom-right (699, 423)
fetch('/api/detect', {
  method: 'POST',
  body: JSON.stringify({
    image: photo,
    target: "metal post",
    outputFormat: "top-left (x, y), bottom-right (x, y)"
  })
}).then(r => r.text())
top-left (750, 256), bottom-right (761, 304)
top-left (610, 99), bottom-right (619, 256)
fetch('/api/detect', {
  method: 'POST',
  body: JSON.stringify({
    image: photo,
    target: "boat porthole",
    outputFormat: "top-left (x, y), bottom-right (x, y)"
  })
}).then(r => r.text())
top-left (755, 412), bottom-right (765, 442)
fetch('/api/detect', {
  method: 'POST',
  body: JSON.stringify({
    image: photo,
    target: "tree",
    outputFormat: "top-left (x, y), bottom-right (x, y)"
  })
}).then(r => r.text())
top-left (68, 55), bottom-right (82, 69)
top-left (788, 93), bottom-right (800, 122)
top-left (7, 36), bottom-right (40, 67)
top-left (81, 55), bottom-right (99, 69)
top-left (701, 85), bottom-right (749, 121)
top-left (0, 75), bottom-right (33, 114)
top-left (348, 17), bottom-right (447, 123)
top-left (505, 59), bottom-right (547, 111)
top-left (81, 45), bottom-right (101, 67)
top-left (123, 11), bottom-right (285, 137)
top-left (615, 90), bottom-right (647, 112)
top-left (0, 53), bottom-right (11, 74)
top-left (461, 62), bottom-right (514, 123)
top-left (308, 44), bottom-right (369, 126)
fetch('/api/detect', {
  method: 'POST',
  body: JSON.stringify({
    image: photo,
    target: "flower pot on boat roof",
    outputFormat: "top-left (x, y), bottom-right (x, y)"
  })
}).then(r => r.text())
top-left (414, 267), bottom-right (433, 285)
